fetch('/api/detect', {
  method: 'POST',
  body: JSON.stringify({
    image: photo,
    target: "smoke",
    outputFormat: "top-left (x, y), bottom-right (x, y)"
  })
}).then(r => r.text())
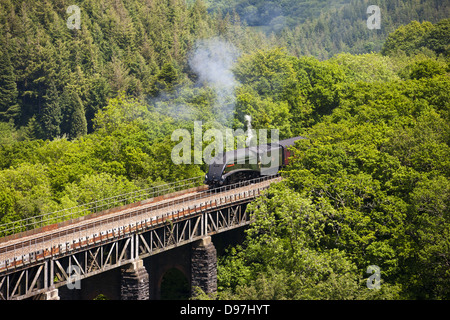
top-left (245, 114), bottom-right (254, 146)
top-left (188, 38), bottom-right (240, 125)
top-left (148, 38), bottom-right (240, 127)
top-left (245, 114), bottom-right (252, 129)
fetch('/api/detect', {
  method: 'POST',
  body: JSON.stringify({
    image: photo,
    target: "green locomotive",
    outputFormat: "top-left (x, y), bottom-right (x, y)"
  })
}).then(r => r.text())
top-left (204, 136), bottom-right (304, 188)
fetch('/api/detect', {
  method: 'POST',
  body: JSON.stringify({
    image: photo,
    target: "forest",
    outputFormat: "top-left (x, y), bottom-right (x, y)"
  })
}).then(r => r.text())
top-left (0, 0), bottom-right (449, 299)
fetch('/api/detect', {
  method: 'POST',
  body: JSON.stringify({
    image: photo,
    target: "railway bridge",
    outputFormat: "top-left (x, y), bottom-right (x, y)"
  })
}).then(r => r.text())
top-left (0, 175), bottom-right (280, 300)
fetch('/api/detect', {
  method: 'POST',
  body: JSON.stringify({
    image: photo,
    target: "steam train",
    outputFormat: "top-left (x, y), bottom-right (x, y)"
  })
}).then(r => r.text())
top-left (204, 136), bottom-right (305, 188)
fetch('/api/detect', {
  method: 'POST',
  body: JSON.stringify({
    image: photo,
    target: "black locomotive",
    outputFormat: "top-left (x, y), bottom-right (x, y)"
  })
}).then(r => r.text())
top-left (204, 136), bottom-right (304, 188)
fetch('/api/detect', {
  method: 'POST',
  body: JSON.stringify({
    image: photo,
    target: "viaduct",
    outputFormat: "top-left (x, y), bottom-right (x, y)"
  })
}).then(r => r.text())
top-left (0, 176), bottom-right (279, 300)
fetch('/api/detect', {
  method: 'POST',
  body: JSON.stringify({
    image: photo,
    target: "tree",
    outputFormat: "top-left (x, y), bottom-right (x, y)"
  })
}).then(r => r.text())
top-left (296, 56), bottom-right (346, 118)
top-left (381, 20), bottom-right (434, 56)
top-left (106, 55), bottom-right (131, 96)
top-left (217, 183), bottom-right (401, 299)
top-left (234, 48), bottom-right (299, 101)
top-left (424, 18), bottom-right (450, 56)
top-left (40, 81), bottom-right (62, 140)
top-left (155, 61), bottom-right (180, 93)
top-left (85, 73), bottom-right (112, 133)
top-left (68, 92), bottom-right (88, 140)
top-left (330, 53), bottom-right (400, 83)
top-left (0, 163), bottom-right (58, 232)
top-left (235, 88), bottom-right (292, 138)
top-left (406, 175), bottom-right (450, 299)
top-left (233, 48), bottom-right (313, 132)
top-left (0, 45), bottom-right (20, 122)
top-left (408, 60), bottom-right (446, 80)
top-left (60, 88), bottom-right (87, 140)
top-left (62, 172), bottom-right (137, 206)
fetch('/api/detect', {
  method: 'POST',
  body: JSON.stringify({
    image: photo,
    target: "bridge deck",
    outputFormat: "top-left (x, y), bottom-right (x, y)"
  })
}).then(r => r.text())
top-left (0, 176), bottom-right (280, 273)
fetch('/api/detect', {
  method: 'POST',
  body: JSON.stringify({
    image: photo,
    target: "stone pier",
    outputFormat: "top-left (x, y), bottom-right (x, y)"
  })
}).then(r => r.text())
top-left (191, 236), bottom-right (217, 296)
top-left (38, 288), bottom-right (60, 300)
top-left (120, 259), bottom-right (149, 300)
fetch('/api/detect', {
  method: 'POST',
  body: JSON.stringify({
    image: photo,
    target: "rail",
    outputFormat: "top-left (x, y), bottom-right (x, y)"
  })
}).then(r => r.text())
top-left (0, 174), bottom-right (280, 270)
top-left (0, 176), bottom-right (205, 237)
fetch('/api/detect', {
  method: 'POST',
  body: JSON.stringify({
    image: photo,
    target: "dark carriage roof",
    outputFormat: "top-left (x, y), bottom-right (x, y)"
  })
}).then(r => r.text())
top-left (277, 136), bottom-right (306, 148)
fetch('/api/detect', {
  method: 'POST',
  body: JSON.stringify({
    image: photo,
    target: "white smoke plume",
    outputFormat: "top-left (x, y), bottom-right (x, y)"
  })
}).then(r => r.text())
top-left (188, 38), bottom-right (240, 125)
top-left (245, 114), bottom-right (254, 146)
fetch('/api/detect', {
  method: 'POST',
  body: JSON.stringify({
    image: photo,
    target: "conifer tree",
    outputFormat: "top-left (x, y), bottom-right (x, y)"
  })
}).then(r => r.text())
top-left (85, 73), bottom-right (111, 133)
top-left (0, 46), bottom-right (20, 122)
top-left (41, 81), bottom-right (61, 140)
top-left (60, 88), bottom-right (87, 140)
top-left (68, 91), bottom-right (87, 140)
top-left (156, 61), bottom-right (179, 92)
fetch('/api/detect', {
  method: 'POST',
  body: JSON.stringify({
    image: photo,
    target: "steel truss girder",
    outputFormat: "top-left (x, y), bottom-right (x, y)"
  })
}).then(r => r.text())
top-left (206, 203), bottom-right (249, 234)
top-left (0, 263), bottom-right (45, 300)
top-left (0, 237), bottom-right (134, 300)
top-left (0, 201), bottom-right (252, 300)
top-left (51, 236), bottom-right (133, 287)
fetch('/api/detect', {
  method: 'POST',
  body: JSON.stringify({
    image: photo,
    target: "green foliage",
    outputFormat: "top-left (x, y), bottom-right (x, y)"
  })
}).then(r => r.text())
top-left (218, 184), bottom-right (402, 299)
top-left (62, 89), bottom-right (88, 140)
top-left (234, 48), bottom-right (300, 101)
top-left (425, 19), bottom-right (450, 56)
top-left (89, 94), bottom-right (205, 183)
top-left (155, 62), bottom-right (180, 93)
top-left (62, 173), bottom-right (137, 206)
top-left (0, 0), bottom-right (449, 301)
top-left (41, 82), bottom-right (62, 140)
top-left (235, 89), bottom-right (292, 138)
top-left (205, 0), bottom-right (352, 29)
top-left (0, 163), bottom-right (58, 227)
top-left (382, 19), bottom-right (450, 57)
top-left (0, 94), bottom-right (206, 227)
top-left (233, 48), bottom-right (347, 134)
top-left (330, 53), bottom-right (400, 83)
top-left (215, 19), bottom-right (449, 299)
top-left (0, 0), bottom-right (226, 135)
top-left (408, 60), bottom-right (446, 79)
top-left (406, 175), bottom-right (450, 299)
top-left (207, 0), bottom-right (449, 59)
top-left (0, 45), bottom-right (19, 122)
top-left (0, 121), bottom-right (22, 145)
top-left (1, 0), bottom-right (447, 136)
top-left (382, 20), bottom-right (435, 56)
top-left (296, 56), bottom-right (346, 118)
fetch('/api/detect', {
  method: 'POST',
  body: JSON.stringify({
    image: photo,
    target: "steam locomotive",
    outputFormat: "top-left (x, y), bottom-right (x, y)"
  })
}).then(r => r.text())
top-left (204, 136), bottom-right (305, 188)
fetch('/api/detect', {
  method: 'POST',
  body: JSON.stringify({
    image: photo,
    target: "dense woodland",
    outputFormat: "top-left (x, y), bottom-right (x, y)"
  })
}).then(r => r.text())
top-left (0, 0), bottom-right (449, 299)
top-left (205, 0), bottom-right (449, 58)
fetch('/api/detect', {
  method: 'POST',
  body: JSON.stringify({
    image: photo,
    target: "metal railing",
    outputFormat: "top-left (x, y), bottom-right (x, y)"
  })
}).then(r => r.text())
top-left (0, 174), bottom-right (281, 267)
top-left (0, 176), bottom-right (204, 238)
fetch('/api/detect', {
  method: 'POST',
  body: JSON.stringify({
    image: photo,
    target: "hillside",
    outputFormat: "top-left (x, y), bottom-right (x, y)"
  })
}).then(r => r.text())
top-left (0, 0), bottom-right (448, 140)
top-left (0, 0), bottom-right (225, 136)
top-left (216, 20), bottom-right (450, 300)
top-left (203, 0), bottom-right (352, 28)
top-left (205, 0), bottom-right (449, 59)
top-left (0, 0), bottom-right (449, 300)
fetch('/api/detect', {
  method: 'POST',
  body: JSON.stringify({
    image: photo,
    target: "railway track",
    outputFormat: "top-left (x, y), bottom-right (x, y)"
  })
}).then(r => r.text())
top-left (0, 175), bottom-right (280, 273)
